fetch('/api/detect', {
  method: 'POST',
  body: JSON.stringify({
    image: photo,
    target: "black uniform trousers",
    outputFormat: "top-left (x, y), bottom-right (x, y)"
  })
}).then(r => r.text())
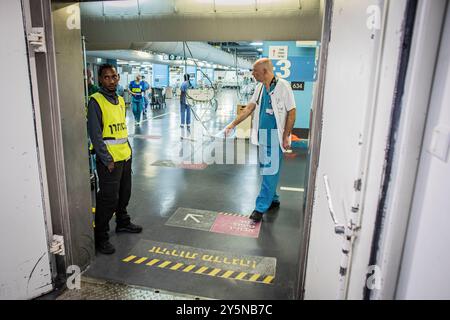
top-left (95, 158), bottom-right (132, 243)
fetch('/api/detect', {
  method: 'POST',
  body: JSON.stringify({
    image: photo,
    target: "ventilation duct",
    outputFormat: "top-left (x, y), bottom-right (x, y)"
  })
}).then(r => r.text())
top-left (87, 42), bottom-right (253, 69)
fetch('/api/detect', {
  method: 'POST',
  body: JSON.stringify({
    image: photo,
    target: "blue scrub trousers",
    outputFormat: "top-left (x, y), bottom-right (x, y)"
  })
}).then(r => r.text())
top-left (132, 98), bottom-right (143, 123)
top-left (180, 102), bottom-right (191, 125)
top-left (255, 143), bottom-right (283, 213)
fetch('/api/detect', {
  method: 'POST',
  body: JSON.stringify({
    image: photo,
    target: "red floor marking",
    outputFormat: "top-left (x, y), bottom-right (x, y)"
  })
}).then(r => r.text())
top-left (210, 214), bottom-right (261, 238)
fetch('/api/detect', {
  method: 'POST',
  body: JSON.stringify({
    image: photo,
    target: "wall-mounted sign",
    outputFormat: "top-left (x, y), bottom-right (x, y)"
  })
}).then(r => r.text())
top-left (272, 57), bottom-right (316, 82)
top-left (291, 81), bottom-right (305, 91)
top-left (269, 46), bottom-right (288, 60)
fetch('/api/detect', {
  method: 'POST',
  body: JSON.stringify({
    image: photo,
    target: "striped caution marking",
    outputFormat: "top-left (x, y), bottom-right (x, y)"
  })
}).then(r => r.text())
top-left (218, 212), bottom-right (250, 218)
top-left (122, 255), bottom-right (275, 285)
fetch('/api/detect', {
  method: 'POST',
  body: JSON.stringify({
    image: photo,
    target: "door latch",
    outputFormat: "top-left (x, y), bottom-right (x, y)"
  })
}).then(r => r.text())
top-left (49, 235), bottom-right (65, 256)
top-left (27, 27), bottom-right (46, 53)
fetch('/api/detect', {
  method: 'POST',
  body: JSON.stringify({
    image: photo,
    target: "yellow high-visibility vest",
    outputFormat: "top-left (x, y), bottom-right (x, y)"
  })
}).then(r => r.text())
top-left (90, 92), bottom-right (131, 162)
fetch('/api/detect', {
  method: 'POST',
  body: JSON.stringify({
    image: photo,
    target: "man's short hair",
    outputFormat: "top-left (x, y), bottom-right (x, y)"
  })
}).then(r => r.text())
top-left (98, 63), bottom-right (116, 78)
top-left (184, 74), bottom-right (190, 81)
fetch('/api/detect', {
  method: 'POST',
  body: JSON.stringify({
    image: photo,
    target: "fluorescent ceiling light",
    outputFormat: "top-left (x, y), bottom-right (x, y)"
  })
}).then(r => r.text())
top-left (136, 51), bottom-right (151, 58)
top-left (257, 48), bottom-right (263, 52)
top-left (250, 42), bottom-right (263, 46)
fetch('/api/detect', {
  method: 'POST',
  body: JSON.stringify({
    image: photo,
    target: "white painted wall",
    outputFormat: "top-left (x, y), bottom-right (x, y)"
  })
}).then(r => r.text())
top-left (304, 0), bottom-right (408, 299)
top-left (0, 0), bottom-right (53, 299)
top-left (396, 3), bottom-right (450, 300)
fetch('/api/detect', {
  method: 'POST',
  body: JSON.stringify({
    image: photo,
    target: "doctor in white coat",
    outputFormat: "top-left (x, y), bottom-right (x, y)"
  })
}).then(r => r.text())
top-left (225, 58), bottom-right (296, 222)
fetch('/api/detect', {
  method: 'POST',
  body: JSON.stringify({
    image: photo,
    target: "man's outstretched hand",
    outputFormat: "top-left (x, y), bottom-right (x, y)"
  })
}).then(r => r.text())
top-left (224, 123), bottom-right (235, 137)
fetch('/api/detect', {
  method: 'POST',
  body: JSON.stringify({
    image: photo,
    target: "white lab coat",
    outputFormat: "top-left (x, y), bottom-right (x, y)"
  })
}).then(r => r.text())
top-left (249, 78), bottom-right (296, 152)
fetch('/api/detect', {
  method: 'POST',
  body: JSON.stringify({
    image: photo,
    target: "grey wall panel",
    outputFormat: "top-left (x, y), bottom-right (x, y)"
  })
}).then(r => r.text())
top-left (52, 2), bottom-right (94, 271)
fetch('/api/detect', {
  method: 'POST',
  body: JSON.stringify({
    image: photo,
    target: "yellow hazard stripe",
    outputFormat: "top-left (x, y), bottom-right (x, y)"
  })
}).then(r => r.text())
top-left (158, 261), bottom-right (172, 268)
top-left (134, 257), bottom-right (147, 264)
top-left (221, 270), bottom-right (234, 279)
top-left (122, 255), bottom-right (137, 262)
top-left (146, 259), bottom-right (160, 266)
top-left (122, 255), bottom-right (275, 284)
top-left (208, 268), bottom-right (221, 276)
top-left (249, 274), bottom-right (261, 282)
top-left (263, 276), bottom-right (274, 284)
top-left (170, 263), bottom-right (184, 270)
top-left (183, 265), bottom-right (196, 272)
top-left (195, 266), bottom-right (209, 274)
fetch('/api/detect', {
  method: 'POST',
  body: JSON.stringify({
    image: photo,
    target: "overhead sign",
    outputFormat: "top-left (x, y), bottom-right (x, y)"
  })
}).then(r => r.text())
top-left (269, 46), bottom-right (288, 60)
top-left (273, 57), bottom-right (316, 82)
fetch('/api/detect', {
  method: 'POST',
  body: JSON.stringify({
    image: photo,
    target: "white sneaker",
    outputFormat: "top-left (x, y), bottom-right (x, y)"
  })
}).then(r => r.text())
top-left (180, 124), bottom-right (185, 128)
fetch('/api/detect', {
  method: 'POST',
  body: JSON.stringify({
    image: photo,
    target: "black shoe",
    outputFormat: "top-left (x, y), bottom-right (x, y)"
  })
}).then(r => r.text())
top-left (116, 222), bottom-right (143, 233)
top-left (96, 241), bottom-right (115, 255)
top-left (269, 200), bottom-right (281, 210)
top-left (250, 210), bottom-right (263, 223)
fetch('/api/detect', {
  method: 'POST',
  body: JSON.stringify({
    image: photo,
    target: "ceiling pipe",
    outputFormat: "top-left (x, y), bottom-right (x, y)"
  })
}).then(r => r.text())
top-left (87, 42), bottom-right (253, 69)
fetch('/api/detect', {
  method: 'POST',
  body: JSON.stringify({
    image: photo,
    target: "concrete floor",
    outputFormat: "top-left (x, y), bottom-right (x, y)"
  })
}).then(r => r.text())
top-left (84, 89), bottom-right (308, 300)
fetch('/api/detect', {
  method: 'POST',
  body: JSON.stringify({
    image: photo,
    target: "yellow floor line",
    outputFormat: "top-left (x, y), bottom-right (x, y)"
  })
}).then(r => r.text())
top-left (134, 257), bottom-right (148, 264)
top-left (122, 255), bottom-right (137, 262)
top-left (249, 274), bottom-right (261, 282)
top-left (235, 272), bottom-right (247, 280)
top-left (158, 261), bottom-right (172, 268)
top-left (146, 259), bottom-right (160, 266)
top-left (182, 265), bottom-right (196, 272)
top-left (170, 263), bottom-right (184, 270)
top-left (263, 276), bottom-right (274, 284)
top-left (195, 266), bottom-right (209, 274)
top-left (208, 268), bottom-right (222, 276)
top-left (221, 271), bottom-right (234, 279)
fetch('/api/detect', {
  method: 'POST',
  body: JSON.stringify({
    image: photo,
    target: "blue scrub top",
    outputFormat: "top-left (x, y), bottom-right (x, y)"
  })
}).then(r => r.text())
top-left (129, 80), bottom-right (144, 102)
top-left (258, 80), bottom-right (278, 146)
top-left (180, 80), bottom-right (191, 104)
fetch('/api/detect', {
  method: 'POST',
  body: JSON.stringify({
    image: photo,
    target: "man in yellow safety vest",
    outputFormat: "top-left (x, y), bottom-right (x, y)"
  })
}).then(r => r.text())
top-left (87, 64), bottom-right (142, 255)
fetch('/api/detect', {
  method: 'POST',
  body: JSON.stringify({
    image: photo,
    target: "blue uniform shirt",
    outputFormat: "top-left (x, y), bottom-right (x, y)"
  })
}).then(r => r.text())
top-left (129, 80), bottom-right (144, 102)
top-left (258, 79), bottom-right (278, 146)
top-left (180, 80), bottom-right (191, 105)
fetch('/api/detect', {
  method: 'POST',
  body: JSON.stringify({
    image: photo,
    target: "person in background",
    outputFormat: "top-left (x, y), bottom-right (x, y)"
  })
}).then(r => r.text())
top-left (87, 64), bottom-right (143, 254)
top-left (225, 58), bottom-right (296, 223)
top-left (87, 68), bottom-right (99, 96)
top-left (116, 83), bottom-right (125, 97)
top-left (180, 74), bottom-right (192, 128)
top-left (141, 75), bottom-right (150, 115)
top-left (128, 74), bottom-right (144, 126)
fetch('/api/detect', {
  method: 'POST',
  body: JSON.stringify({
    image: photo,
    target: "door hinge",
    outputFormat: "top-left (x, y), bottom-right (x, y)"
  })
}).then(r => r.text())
top-left (49, 235), bottom-right (65, 256)
top-left (354, 179), bottom-right (362, 191)
top-left (27, 27), bottom-right (46, 53)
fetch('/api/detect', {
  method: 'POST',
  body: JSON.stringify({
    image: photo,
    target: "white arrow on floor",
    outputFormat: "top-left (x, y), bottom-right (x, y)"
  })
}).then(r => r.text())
top-left (183, 214), bottom-right (203, 223)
